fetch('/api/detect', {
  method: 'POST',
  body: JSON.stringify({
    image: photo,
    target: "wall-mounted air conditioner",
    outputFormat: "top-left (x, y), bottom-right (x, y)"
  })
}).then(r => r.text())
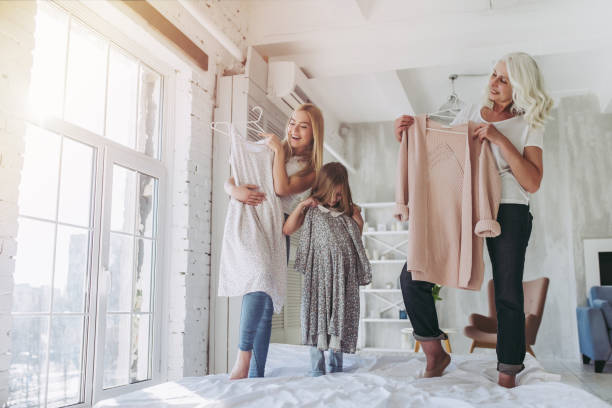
top-left (267, 61), bottom-right (313, 117)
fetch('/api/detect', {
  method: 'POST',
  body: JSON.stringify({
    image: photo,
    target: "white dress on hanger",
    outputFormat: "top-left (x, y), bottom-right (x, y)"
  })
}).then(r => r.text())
top-left (218, 126), bottom-right (287, 313)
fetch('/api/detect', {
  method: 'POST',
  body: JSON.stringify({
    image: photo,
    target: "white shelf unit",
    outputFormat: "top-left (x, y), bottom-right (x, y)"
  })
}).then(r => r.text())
top-left (369, 259), bottom-right (405, 265)
top-left (361, 318), bottom-right (408, 323)
top-left (362, 231), bottom-right (409, 236)
top-left (361, 289), bottom-right (401, 293)
top-left (359, 347), bottom-right (413, 354)
top-left (358, 202), bottom-right (411, 351)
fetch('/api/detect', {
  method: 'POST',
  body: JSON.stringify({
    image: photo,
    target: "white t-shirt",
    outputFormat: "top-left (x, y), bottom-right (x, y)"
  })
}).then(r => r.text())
top-left (451, 104), bottom-right (544, 205)
top-left (280, 156), bottom-right (311, 214)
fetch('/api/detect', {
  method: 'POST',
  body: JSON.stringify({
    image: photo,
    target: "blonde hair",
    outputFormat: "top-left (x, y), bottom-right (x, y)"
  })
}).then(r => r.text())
top-left (310, 162), bottom-right (354, 217)
top-left (283, 103), bottom-right (324, 177)
top-left (483, 52), bottom-right (553, 128)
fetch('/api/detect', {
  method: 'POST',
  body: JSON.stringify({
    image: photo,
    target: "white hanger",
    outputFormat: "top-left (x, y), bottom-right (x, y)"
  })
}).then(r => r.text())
top-left (425, 115), bottom-right (465, 135)
top-left (209, 106), bottom-right (267, 139)
top-left (246, 106), bottom-right (265, 138)
top-left (428, 74), bottom-right (466, 122)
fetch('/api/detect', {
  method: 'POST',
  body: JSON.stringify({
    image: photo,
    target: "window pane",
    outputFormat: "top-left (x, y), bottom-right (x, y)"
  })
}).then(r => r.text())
top-left (108, 233), bottom-right (133, 313)
top-left (13, 218), bottom-right (55, 313)
top-left (106, 46), bottom-right (138, 149)
top-left (8, 316), bottom-right (49, 407)
top-left (130, 314), bottom-right (151, 382)
top-left (64, 21), bottom-right (107, 135)
top-left (103, 314), bottom-right (130, 389)
top-left (137, 173), bottom-right (157, 238)
top-left (47, 316), bottom-right (84, 407)
top-left (19, 124), bottom-right (61, 220)
top-left (133, 238), bottom-right (153, 313)
top-left (58, 137), bottom-right (94, 227)
top-left (111, 166), bottom-right (136, 234)
top-left (137, 66), bottom-right (161, 158)
top-left (53, 225), bottom-right (89, 313)
top-left (28, 2), bottom-right (69, 118)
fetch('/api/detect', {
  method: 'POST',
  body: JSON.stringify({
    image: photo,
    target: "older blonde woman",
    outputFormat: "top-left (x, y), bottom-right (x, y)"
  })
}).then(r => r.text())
top-left (394, 52), bottom-right (553, 388)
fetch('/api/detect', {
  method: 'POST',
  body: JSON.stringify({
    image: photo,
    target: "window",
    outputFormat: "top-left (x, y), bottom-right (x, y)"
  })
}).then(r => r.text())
top-left (10, 2), bottom-right (167, 406)
top-left (27, 2), bottom-right (162, 159)
top-left (12, 126), bottom-right (94, 408)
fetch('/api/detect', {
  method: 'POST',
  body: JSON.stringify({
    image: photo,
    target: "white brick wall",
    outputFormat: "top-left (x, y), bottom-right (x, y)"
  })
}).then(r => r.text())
top-left (0, 1), bottom-right (36, 405)
top-left (166, 67), bottom-right (218, 378)
top-left (161, 1), bottom-right (249, 379)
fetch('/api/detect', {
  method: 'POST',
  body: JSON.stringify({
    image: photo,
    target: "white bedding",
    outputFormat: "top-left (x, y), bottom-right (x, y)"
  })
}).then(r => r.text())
top-left (95, 344), bottom-right (609, 407)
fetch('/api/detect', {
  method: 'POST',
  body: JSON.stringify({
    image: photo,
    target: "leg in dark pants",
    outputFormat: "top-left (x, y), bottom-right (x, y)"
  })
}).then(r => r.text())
top-left (400, 265), bottom-right (446, 340)
top-left (400, 264), bottom-right (450, 377)
top-left (486, 204), bottom-right (533, 379)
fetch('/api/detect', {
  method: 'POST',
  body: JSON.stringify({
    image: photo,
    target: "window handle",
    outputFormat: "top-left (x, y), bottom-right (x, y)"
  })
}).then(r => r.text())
top-left (100, 266), bottom-right (112, 297)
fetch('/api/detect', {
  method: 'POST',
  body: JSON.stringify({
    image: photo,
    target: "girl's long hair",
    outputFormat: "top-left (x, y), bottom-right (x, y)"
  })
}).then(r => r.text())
top-left (283, 103), bottom-right (324, 177)
top-left (309, 162), bottom-right (354, 217)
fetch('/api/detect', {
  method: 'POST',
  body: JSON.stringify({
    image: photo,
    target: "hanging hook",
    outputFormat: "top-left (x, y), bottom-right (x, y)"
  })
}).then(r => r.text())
top-left (448, 74), bottom-right (459, 97)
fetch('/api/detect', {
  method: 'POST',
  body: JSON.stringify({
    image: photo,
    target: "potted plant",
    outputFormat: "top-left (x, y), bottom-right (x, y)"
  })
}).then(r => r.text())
top-left (432, 284), bottom-right (443, 302)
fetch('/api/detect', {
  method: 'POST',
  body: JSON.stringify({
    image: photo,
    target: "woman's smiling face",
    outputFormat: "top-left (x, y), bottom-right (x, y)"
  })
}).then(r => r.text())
top-left (488, 61), bottom-right (513, 106)
top-left (287, 110), bottom-right (314, 153)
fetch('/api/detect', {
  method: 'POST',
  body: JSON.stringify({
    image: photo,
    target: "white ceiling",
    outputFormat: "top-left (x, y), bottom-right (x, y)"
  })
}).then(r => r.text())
top-left (232, 0), bottom-right (612, 122)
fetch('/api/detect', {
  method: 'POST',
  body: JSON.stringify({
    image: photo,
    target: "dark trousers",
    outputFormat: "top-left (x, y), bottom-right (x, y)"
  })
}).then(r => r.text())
top-left (400, 204), bottom-right (533, 374)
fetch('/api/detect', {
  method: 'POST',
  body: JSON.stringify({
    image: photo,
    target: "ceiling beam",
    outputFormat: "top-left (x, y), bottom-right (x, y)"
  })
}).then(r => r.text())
top-left (121, 0), bottom-right (208, 71)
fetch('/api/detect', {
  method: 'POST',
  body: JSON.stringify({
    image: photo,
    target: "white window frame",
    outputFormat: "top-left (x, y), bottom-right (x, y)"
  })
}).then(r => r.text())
top-left (17, 1), bottom-right (178, 406)
top-left (92, 145), bottom-right (166, 402)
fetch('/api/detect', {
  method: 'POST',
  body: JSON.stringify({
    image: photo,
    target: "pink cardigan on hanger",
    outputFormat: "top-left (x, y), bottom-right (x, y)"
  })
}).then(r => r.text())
top-left (394, 115), bottom-right (501, 291)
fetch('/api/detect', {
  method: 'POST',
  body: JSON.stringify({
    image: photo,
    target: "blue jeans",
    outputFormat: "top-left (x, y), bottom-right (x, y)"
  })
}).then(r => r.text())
top-left (309, 347), bottom-right (343, 376)
top-left (238, 291), bottom-right (274, 377)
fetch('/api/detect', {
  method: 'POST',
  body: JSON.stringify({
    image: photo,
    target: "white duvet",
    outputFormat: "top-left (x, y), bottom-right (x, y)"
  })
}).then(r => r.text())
top-left (95, 344), bottom-right (609, 407)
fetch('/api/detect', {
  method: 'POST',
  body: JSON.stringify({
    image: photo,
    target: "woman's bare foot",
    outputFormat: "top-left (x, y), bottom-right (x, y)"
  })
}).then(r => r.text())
top-left (498, 372), bottom-right (516, 388)
top-left (421, 339), bottom-right (451, 378)
top-left (424, 352), bottom-right (451, 378)
top-left (229, 350), bottom-right (252, 380)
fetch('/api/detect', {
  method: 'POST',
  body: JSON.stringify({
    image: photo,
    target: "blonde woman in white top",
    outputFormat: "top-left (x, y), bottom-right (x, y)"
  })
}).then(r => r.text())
top-left (223, 103), bottom-right (324, 379)
top-left (394, 52), bottom-right (553, 387)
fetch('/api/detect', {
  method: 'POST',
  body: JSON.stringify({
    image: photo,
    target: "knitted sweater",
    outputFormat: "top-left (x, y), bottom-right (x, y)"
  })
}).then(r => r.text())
top-left (394, 115), bottom-right (501, 290)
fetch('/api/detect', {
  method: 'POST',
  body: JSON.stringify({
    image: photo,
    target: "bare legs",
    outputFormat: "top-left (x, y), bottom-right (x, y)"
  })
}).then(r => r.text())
top-left (229, 350), bottom-right (252, 380)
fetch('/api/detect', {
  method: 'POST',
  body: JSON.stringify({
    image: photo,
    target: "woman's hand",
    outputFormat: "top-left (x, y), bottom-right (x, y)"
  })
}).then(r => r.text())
top-left (394, 115), bottom-right (414, 142)
top-left (473, 123), bottom-right (507, 146)
top-left (233, 184), bottom-right (266, 206)
top-left (263, 133), bottom-right (283, 154)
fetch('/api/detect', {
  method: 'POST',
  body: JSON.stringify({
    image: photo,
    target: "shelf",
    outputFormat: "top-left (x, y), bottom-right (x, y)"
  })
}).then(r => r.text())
top-left (357, 202), bottom-right (396, 209)
top-left (359, 347), bottom-right (414, 353)
top-left (368, 259), bottom-right (405, 265)
top-left (361, 289), bottom-right (401, 293)
top-left (363, 231), bottom-right (409, 236)
top-left (361, 318), bottom-right (410, 323)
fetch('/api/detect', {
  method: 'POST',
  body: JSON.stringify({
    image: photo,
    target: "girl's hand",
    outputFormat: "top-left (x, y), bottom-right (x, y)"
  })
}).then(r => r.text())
top-left (300, 197), bottom-right (320, 212)
top-left (394, 115), bottom-right (414, 142)
top-left (263, 133), bottom-right (283, 154)
top-left (351, 204), bottom-right (364, 232)
top-left (473, 123), bottom-right (506, 146)
top-left (233, 184), bottom-right (266, 206)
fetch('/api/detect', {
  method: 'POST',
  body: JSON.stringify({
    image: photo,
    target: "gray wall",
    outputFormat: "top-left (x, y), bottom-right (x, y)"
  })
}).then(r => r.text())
top-left (342, 94), bottom-right (612, 359)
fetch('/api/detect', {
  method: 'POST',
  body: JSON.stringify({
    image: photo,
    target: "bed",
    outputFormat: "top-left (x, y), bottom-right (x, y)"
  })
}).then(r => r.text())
top-left (95, 343), bottom-right (609, 407)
